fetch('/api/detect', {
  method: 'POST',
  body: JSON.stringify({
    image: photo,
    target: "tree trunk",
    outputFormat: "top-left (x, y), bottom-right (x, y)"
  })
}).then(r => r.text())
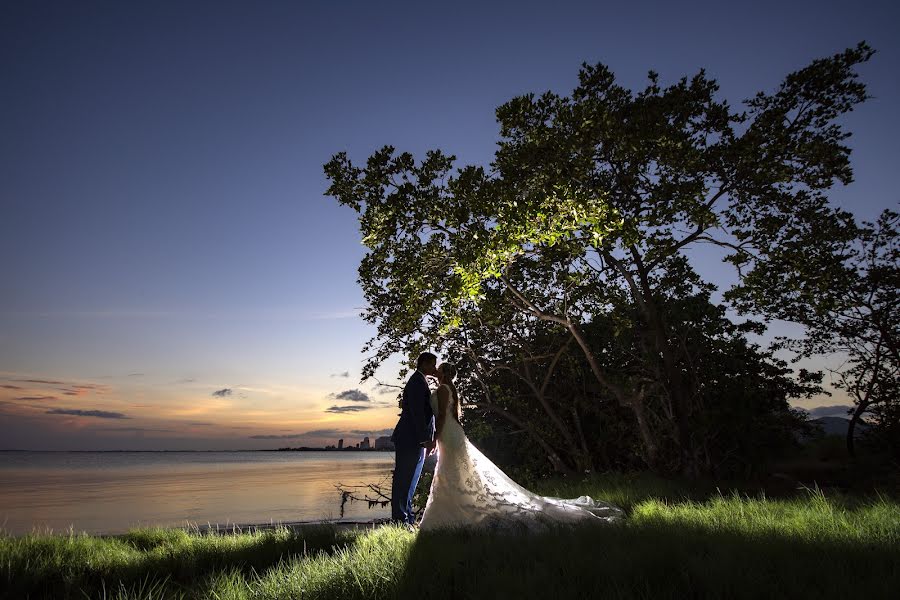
top-left (846, 400), bottom-right (871, 459)
top-left (501, 277), bottom-right (664, 473)
top-left (475, 400), bottom-right (576, 476)
top-left (638, 292), bottom-right (697, 477)
top-left (630, 390), bottom-right (659, 470)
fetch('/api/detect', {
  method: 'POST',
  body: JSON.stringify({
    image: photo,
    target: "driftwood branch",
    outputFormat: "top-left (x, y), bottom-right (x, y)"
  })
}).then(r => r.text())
top-left (333, 474), bottom-right (392, 518)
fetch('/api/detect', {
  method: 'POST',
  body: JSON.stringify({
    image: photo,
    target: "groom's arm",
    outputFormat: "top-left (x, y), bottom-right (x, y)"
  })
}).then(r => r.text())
top-left (409, 376), bottom-right (432, 445)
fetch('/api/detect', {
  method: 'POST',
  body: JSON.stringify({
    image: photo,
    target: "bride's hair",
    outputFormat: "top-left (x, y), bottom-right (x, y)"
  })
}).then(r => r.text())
top-left (439, 363), bottom-right (462, 422)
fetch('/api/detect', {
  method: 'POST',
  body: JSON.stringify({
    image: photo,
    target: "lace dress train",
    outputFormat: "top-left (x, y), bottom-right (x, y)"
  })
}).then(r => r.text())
top-left (418, 388), bottom-right (624, 532)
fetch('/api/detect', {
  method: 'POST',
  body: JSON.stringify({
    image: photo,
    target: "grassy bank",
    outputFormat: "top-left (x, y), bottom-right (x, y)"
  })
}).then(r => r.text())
top-left (2, 473), bottom-right (898, 599)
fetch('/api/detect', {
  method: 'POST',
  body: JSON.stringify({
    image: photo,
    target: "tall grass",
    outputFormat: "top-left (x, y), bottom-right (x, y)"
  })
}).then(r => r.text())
top-left (2, 474), bottom-right (897, 599)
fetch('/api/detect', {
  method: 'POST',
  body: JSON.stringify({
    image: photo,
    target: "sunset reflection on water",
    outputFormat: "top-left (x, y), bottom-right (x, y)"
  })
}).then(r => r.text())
top-left (0, 451), bottom-right (394, 535)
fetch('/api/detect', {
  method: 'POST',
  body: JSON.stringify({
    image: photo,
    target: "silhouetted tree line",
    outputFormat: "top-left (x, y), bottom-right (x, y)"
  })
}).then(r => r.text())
top-left (325, 42), bottom-right (897, 478)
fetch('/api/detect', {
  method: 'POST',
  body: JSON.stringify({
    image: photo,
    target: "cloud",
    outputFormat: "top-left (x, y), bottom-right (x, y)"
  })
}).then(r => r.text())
top-left (96, 427), bottom-right (174, 433)
top-left (328, 389), bottom-right (371, 403)
top-left (330, 371), bottom-right (351, 378)
top-left (806, 405), bottom-right (855, 418)
top-left (302, 428), bottom-right (344, 437)
top-left (212, 388), bottom-right (232, 397)
top-left (15, 396), bottom-right (57, 401)
top-left (324, 405), bottom-right (372, 414)
top-left (46, 408), bottom-right (129, 419)
top-left (9, 379), bottom-right (113, 397)
top-left (176, 378), bottom-right (196, 384)
top-left (349, 428), bottom-right (393, 437)
top-left (126, 373), bottom-right (144, 377)
top-left (248, 427), bottom-right (386, 440)
top-left (14, 379), bottom-right (107, 390)
top-left (373, 384), bottom-right (401, 395)
top-left (1, 385), bottom-right (23, 390)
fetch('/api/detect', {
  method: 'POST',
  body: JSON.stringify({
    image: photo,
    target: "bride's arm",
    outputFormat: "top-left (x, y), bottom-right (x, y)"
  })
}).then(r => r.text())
top-left (434, 385), bottom-right (451, 440)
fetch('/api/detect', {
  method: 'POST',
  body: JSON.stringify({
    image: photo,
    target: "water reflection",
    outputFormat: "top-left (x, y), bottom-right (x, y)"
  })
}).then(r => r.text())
top-left (0, 451), bottom-right (394, 535)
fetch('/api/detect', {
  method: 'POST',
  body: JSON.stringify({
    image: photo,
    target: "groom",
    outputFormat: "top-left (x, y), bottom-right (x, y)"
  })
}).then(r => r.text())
top-left (390, 351), bottom-right (438, 524)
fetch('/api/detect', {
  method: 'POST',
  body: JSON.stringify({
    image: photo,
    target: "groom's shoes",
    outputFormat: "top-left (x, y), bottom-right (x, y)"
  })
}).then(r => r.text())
top-left (388, 519), bottom-right (412, 529)
top-left (386, 518), bottom-right (418, 532)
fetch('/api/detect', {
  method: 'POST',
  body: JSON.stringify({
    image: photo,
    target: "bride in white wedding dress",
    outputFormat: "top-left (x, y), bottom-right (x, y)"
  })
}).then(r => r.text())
top-left (418, 363), bottom-right (625, 532)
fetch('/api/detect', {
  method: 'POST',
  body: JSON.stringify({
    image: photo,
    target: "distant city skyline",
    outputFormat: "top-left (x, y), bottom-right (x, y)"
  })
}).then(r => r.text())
top-left (2, 1), bottom-right (897, 450)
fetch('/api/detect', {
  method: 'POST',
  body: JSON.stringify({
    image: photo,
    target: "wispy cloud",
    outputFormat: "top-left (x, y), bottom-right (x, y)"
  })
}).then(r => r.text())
top-left (330, 371), bottom-right (350, 378)
top-left (0, 385), bottom-right (23, 390)
top-left (15, 396), bottom-right (56, 401)
top-left (96, 427), bottom-right (174, 433)
top-left (46, 408), bottom-right (129, 419)
top-left (806, 405), bottom-right (855, 418)
top-left (324, 405), bottom-right (372, 414)
top-left (58, 383), bottom-right (110, 397)
top-left (212, 388), bottom-right (232, 397)
top-left (373, 384), bottom-right (401, 395)
top-left (349, 428), bottom-right (393, 437)
top-left (303, 428), bottom-right (344, 437)
top-left (248, 427), bottom-right (387, 440)
top-left (328, 389), bottom-right (371, 403)
top-left (6, 378), bottom-right (112, 396)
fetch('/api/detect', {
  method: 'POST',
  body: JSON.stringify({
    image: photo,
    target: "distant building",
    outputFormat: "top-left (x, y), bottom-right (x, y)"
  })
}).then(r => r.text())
top-left (338, 438), bottom-right (344, 450)
top-left (374, 436), bottom-right (394, 451)
top-left (360, 436), bottom-right (371, 450)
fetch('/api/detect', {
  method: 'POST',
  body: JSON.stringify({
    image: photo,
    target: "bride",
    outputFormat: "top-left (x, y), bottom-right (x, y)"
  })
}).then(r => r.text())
top-left (418, 362), bottom-right (625, 531)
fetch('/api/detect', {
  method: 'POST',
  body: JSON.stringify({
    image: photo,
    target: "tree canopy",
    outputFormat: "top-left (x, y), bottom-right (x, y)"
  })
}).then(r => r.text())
top-left (324, 43), bottom-right (886, 477)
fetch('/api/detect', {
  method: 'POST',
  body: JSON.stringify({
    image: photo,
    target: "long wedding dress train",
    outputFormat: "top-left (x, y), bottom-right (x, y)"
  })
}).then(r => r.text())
top-left (418, 386), bottom-right (625, 531)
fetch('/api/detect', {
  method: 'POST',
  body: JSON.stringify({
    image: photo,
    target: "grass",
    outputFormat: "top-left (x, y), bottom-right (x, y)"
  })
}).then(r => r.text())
top-left (1, 473), bottom-right (898, 599)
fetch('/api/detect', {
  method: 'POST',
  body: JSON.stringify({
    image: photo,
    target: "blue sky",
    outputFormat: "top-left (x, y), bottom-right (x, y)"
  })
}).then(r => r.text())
top-left (1, 0), bottom-right (897, 450)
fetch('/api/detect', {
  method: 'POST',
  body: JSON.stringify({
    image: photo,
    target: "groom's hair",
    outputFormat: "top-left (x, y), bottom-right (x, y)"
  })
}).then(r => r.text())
top-left (416, 352), bottom-right (437, 369)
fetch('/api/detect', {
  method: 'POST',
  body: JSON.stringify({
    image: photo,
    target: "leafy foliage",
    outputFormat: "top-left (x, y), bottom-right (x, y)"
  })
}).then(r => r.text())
top-left (324, 43), bottom-right (878, 477)
top-left (732, 209), bottom-right (899, 459)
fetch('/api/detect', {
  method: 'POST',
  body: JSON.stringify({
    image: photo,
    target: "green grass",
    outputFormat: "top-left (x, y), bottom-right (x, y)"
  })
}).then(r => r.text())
top-left (2, 473), bottom-right (898, 599)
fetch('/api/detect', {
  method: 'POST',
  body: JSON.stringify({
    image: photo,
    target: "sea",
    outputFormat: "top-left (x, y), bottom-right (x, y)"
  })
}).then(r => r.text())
top-left (0, 450), bottom-right (395, 536)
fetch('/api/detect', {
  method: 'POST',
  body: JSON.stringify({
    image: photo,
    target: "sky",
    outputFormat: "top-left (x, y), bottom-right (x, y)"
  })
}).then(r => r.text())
top-left (1, 0), bottom-right (897, 450)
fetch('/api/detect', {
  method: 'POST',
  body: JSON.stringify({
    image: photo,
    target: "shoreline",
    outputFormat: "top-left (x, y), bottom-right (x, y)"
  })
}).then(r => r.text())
top-left (4, 518), bottom-right (391, 540)
top-left (163, 518), bottom-right (388, 537)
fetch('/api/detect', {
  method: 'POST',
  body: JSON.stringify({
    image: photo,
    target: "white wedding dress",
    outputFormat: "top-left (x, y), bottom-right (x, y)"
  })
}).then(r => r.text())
top-left (418, 385), bottom-right (625, 532)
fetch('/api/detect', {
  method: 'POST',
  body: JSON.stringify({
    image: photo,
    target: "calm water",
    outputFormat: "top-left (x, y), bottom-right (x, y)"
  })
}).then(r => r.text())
top-left (0, 451), bottom-right (395, 536)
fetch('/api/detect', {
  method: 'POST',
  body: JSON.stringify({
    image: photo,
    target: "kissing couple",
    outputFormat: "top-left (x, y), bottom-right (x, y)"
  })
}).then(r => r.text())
top-left (390, 352), bottom-right (624, 531)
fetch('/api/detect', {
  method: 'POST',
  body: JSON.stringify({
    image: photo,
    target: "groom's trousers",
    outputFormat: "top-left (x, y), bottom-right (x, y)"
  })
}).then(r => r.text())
top-left (391, 445), bottom-right (425, 524)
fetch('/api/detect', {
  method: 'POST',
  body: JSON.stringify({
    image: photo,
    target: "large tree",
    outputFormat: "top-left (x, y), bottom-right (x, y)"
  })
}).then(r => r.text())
top-left (325, 43), bottom-right (873, 476)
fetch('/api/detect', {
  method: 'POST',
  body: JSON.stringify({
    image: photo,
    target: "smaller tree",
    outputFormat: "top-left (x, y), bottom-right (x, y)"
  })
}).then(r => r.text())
top-left (731, 209), bottom-right (899, 459)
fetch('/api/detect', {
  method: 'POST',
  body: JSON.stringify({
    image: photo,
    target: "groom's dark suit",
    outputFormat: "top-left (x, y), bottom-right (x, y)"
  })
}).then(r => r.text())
top-left (390, 370), bottom-right (435, 523)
